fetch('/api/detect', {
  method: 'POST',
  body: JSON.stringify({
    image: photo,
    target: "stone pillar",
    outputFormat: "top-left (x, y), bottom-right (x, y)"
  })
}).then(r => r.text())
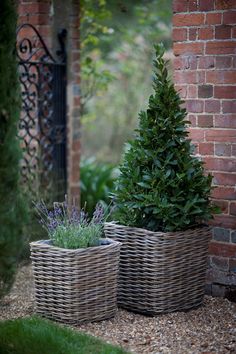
top-left (173, 0), bottom-right (236, 296)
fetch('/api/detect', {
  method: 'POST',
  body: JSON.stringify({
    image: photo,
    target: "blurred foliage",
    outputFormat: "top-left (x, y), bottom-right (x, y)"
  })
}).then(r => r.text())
top-left (80, 158), bottom-right (118, 217)
top-left (80, 0), bottom-right (115, 115)
top-left (81, 0), bottom-right (173, 163)
top-left (0, 0), bottom-right (28, 297)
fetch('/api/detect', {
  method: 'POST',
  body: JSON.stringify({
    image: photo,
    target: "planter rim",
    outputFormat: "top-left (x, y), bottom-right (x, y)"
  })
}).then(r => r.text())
top-left (30, 237), bottom-right (120, 253)
top-left (105, 221), bottom-right (211, 237)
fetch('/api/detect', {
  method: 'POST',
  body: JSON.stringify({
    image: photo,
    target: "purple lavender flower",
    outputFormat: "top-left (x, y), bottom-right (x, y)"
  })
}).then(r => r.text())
top-left (53, 204), bottom-right (62, 217)
top-left (92, 203), bottom-right (105, 225)
top-left (48, 218), bottom-right (59, 233)
top-left (80, 210), bottom-right (89, 226)
top-left (70, 205), bottom-right (80, 224)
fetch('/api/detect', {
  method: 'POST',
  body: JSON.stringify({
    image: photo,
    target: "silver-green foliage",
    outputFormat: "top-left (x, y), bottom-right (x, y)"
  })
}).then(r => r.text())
top-left (35, 199), bottom-right (105, 249)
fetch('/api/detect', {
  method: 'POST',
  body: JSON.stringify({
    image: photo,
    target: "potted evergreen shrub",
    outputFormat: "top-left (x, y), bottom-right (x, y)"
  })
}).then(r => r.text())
top-left (105, 44), bottom-right (217, 315)
top-left (30, 198), bottom-right (121, 324)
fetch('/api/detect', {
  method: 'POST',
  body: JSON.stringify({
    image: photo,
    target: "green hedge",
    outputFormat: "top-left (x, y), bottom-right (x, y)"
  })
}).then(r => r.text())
top-left (0, 0), bottom-right (28, 298)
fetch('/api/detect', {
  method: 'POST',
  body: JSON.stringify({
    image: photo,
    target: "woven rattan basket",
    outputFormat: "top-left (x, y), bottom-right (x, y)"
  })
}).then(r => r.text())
top-left (30, 238), bottom-right (121, 324)
top-left (104, 222), bottom-right (211, 315)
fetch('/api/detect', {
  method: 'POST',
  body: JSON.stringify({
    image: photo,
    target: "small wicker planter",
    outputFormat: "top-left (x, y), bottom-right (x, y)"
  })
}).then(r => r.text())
top-left (30, 238), bottom-right (121, 324)
top-left (104, 222), bottom-right (211, 315)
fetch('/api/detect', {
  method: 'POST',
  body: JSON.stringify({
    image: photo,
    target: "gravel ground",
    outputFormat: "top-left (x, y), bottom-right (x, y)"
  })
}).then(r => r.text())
top-left (0, 265), bottom-right (235, 354)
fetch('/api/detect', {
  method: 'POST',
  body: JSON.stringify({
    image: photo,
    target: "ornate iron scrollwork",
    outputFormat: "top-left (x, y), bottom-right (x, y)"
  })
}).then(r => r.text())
top-left (16, 24), bottom-right (67, 199)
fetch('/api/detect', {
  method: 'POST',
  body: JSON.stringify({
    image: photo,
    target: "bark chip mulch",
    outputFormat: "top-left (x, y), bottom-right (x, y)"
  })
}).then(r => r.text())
top-left (0, 265), bottom-right (235, 354)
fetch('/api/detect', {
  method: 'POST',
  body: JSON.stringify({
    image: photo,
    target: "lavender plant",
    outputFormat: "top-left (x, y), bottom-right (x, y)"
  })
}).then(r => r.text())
top-left (34, 197), bottom-right (106, 249)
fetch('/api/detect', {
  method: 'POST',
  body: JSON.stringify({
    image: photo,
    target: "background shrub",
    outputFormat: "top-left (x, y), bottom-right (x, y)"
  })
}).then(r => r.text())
top-left (0, 0), bottom-right (28, 298)
top-left (80, 158), bottom-right (118, 216)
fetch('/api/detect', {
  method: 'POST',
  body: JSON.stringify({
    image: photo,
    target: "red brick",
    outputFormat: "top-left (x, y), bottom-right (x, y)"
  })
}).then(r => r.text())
top-left (192, 142), bottom-right (199, 154)
top-left (174, 71), bottom-right (197, 84)
top-left (18, 3), bottom-right (39, 14)
top-left (211, 256), bottom-right (229, 271)
top-left (215, 57), bottom-right (232, 69)
top-left (198, 115), bottom-right (213, 127)
top-left (213, 173), bottom-right (236, 186)
top-left (209, 241), bottom-right (236, 258)
top-left (206, 41), bottom-right (236, 55)
top-left (73, 96), bottom-right (80, 106)
top-left (189, 28), bottom-right (198, 41)
top-left (72, 140), bottom-right (81, 151)
top-left (223, 11), bottom-right (236, 25)
top-left (198, 27), bottom-right (214, 40)
top-left (174, 57), bottom-right (189, 70)
top-left (198, 56), bottom-right (215, 69)
top-left (72, 52), bottom-right (80, 61)
top-left (214, 86), bottom-right (236, 99)
top-left (215, 25), bottom-right (232, 39)
top-left (215, 115), bottom-right (236, 128)
top-left (173, 56), bottom-right (197, 70)
top-left (188, 128), bottom-right (205, 141)
top-left (188, 56), bottom-right (198, 70)
top-left (72, 154), bottom-right (80, 168)
top-left (71, 28), bottom-right (80, 40)
top-left (199, 142), bottom-right (214, 155)
top-left (205, 12), bottom-right (222, 25)
top-left (215, 0), bottom-right (236, 10)
top-left (69, 186), bottom-right (80, 198)
top-left (205, 100), bottom-right (221, 113)
top-left (206, 71), bottom-right (236, 84)
top-left (173, 13), bottom-right (205, 27)
top-left (222, 100), bottom-right (236, 113)
top-left (188, 114), bottom-right (197, 127)
top-left (206, 129), bottom-right (236, 143)
top-left (232, 144), bottom-right (236, 155)
top-left (71, 168), bottom-right (80, 183)
top-left (37, 26), bottom-right (51, 38)
top-left (172, 28), bottom-right (188, 42)
top-left (198, 85), bottom-right (213, 98)
top-left (229, 258), bottom-right (236, 272)
top-left (204, 157), bottom-right (236, 172)
top-left (172, 0), bottom-right (188, 13)
top-left (188, 85), bottom-right (197, 98)
top-left (30, 14), bottom-right (51, 26)
top-left (199, 0), bottom-right (214, 11)
top-left (212, 187), bottom-right (236, 200)
top-left (174, 42), bottom-right (204, 56)
top-left (230, 202), bottom-right (236, 216)
top-left (186, 100), bottom-right (204, 113)
top-left (233, 57), bottom-right (236, 68)
top-left (214, 200), bottom-right (229, 214)
top-left (215, 143), bottom-right (232, 156)
top-left (197, 71), bottom-right (206, 84)
top-left (175, 85), bottom-right (187, 98)
top-left (233, 27), bottom-right (236, 38)
top-left (211, 215), bottom-right (236, 229)
top-left (188, 0), bottom-right (198, 11)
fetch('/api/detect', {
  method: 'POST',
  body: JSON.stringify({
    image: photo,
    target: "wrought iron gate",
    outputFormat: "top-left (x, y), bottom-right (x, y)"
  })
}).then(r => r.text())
top-left (16, 24), bottom-right (67, 200)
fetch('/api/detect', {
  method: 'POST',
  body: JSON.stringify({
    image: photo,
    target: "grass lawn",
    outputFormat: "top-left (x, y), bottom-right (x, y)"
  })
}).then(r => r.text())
top-left (0, 316), bottom-right (129, 354)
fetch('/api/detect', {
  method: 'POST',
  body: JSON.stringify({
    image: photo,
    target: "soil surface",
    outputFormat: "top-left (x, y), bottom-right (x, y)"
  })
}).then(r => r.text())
top-left (0, 265), bottom-right (235, 354)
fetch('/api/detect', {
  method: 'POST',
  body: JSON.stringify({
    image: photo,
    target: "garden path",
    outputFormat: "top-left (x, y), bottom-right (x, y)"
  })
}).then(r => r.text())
top-left (0, 265), bottom-right (235, 354)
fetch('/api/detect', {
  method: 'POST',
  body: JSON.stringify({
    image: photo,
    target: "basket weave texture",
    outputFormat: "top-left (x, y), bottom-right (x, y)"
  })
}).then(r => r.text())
top-left (104, 222), bottom-right (211, 315)
top-left (30, 238), bottom-right (121, 324)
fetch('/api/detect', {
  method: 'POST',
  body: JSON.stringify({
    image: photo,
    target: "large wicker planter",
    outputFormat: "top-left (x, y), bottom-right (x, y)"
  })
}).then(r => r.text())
top-left (104, 222), bottom-right (211, 315)
top-left (30, 238), bottom-right (121, 324)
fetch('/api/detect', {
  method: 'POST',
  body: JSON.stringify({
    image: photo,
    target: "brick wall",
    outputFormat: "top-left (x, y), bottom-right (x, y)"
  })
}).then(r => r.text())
top-left (173, 0), bottom-right (236, 297)
top-left (18, 0), bottom-right (81, 203)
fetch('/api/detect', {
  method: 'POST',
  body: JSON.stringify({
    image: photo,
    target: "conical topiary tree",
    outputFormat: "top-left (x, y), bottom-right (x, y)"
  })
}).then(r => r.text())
top-left (113, 44), bottom-right (216, 232)
top-left (0, 0), bottom-right (28, 298)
